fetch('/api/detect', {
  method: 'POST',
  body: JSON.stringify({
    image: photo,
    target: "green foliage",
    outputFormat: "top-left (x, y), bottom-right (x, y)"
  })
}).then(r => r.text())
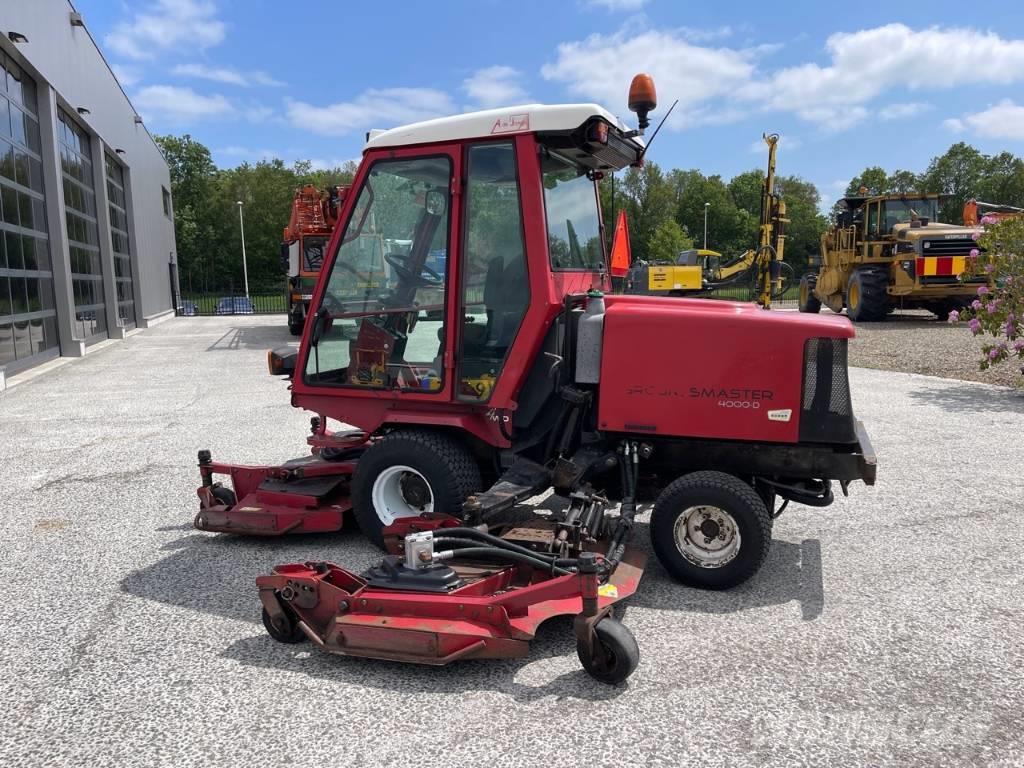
top-left (841, 142), bottom-right (1024, 225)
top-left (156, 134), bottom-right (355, 293)
top-left (954, 216), bottom-right (1024, 369)
top-left (648, 219), bottom-right (693, 262)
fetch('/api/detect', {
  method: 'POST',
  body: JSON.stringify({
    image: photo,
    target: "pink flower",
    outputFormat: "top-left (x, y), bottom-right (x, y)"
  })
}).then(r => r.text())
top-left (1006, 320), bottom-right (1016, 337)
top-left (1007, 276), bottom-right (1014, 285)
top-left (1014, 339), bottom-right (1024, 351)
top-left (970, 248), bottom-right (980, 257)
top-left (969, 318), bottom-right (982, 335)
top-left (948, 310), bottom-right (960, 323)
top-left (972, 299), bottom-right (982, 310)
top-left (981, 215), bottom-right (997, 225)
top-left (972, 231), bottom-right (981, 241)
top-left (987, 302), bottom-right (998, 314)
top-left (977, 285), bottom-right (989, 295)
top-left (989, 348), bottom-right (1001, 360)
top-left (984, 263), bottom-right (995, 273)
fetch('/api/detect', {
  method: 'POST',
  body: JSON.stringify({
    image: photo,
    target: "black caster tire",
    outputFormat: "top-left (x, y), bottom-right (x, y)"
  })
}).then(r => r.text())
top-left (577, 618), bottom-right (640, 685)
top-left (261, 606), bottom-right (306, 644)
top-left (211, 486), bottom-right (236, 508)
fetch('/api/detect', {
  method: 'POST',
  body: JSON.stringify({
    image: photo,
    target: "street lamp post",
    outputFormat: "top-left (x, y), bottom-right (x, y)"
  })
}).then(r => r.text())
top-left (236, 200), bottom-right (250, 298)
top-left (703, 202), bottom-right (711, 250)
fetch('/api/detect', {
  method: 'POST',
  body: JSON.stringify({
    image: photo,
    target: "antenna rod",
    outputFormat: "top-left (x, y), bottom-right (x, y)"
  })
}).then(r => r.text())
top-left (640, 99), bottom-right (678, 158)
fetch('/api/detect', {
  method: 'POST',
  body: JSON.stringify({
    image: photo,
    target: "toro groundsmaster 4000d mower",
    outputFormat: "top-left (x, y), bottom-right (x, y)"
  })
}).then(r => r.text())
top-left (194, 75), bottom-right (876, 683)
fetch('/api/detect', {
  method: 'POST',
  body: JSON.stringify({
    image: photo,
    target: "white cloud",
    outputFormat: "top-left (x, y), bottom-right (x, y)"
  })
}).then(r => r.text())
top-left (286, 87), bottom-right (456, 136)
top-left (585, 0), bottom-right (648, 9)
top-left (110, 64), bottom-right (142, 88)
top-left (943, 117), bottom-right (966, 133)
top-left (462, 66), bottom-right (529, 109)
top-left (541, 28), bottom-right (756, 129)
top-left (741, 24), bottom-right (1024, 126)
top-left (172, 63), bottom-right (285, 88)
top-left (106, 0), bottom-right (226, 60)
top-left (878, 102), bottom-right (932, 121)
top-left (946, 99), bottom-right (1024, 140)
top-left (133, 85), bottom-right (233, 122)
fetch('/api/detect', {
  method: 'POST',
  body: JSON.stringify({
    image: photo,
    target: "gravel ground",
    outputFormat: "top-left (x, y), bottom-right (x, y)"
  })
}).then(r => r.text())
top-left (841, 309), bottom-right (1022, 389)
top-left (2, 316), bottom-right (1023, 767)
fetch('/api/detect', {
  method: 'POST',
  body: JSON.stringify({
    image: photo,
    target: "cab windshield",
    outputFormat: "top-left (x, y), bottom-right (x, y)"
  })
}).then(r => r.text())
top-left (304, 156), bottom-right (452, 390)
top-left (882, 198), bottom-right (938, 227)
top-left (541, 150), bottom-right (604, 271)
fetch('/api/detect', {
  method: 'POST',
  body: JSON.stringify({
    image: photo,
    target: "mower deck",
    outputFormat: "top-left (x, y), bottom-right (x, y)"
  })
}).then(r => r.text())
top-left (258, 546), bottom-right (646, 666)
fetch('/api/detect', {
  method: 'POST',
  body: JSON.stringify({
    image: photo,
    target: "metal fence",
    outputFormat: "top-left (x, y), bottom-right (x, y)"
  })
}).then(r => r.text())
top-left (176, 292), bottom-right (287, 316)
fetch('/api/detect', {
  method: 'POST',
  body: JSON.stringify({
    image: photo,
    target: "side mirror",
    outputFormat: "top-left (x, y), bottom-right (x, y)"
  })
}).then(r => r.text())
top-left (425, 189), bottom-right (447, 216)
top-left (267, 346), bottom-right (297, 377)
top-left (310, 306), bottom-right (329, 348)
top-left (280, 242), bottom-right (290, 272)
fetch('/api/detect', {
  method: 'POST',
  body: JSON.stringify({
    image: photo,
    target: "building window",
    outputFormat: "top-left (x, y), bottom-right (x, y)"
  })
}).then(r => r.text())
top-left (106, 152), bottom-right (135, 328)
top-left (58, 107), bottom-right (106, 342)
top-left (162, 186), bottom-right (171, 217)
top-left (0, 51), bottom-right (57, 370)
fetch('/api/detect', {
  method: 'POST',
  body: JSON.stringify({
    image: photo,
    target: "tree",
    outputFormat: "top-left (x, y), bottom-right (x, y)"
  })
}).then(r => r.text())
top-left (888, 170), bottom-right (921, 194)
top-left (614, 162), bottom-right (677, 263)
top-left (648, 219), bottom-right (693, 262)
top-left (920, 142), bottom-right (988, 223)
top-left (845, 167), bottom-right (890, 196)
top-left (775, 175), bottom-right (828, 274)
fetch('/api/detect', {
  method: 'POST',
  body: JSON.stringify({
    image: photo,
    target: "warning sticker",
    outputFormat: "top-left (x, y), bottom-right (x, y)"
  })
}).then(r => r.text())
top-left (598, 584), bottom-right (619, 599)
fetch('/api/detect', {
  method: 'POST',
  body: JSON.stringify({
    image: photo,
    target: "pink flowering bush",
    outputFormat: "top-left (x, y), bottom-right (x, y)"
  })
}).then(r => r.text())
top-left (953, 215), bottom-right (1024, 370)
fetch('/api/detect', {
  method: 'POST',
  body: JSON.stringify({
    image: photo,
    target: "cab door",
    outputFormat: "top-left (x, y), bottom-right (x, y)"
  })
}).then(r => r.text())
top-left (297, 147), bottom-right (460, 402)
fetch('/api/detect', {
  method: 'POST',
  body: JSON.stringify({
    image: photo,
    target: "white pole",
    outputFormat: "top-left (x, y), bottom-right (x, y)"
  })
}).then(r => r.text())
top-left (703, 202), bottom-right (710, 250)
top-left (237, 201), bottom-right (249, 298)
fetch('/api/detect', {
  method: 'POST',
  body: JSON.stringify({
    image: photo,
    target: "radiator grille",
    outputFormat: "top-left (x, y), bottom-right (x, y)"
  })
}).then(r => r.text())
top-left (800, 338), bottom-right (857, 444)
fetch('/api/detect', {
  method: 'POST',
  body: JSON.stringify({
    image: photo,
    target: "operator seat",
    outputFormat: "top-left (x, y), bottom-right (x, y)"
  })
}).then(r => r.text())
top-left (483, 254), bottom-right (528, 352)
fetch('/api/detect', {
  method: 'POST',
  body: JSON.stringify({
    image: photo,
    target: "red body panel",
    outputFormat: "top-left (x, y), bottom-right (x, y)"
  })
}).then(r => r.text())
top-left (597, 295), bottom-right (855, 443)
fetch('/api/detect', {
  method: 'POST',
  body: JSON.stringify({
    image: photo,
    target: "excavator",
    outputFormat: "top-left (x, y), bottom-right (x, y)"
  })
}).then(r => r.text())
top-left (624, 133), bottom-right (792, 307)
top-left (282, 184), bottom-right (349, 335)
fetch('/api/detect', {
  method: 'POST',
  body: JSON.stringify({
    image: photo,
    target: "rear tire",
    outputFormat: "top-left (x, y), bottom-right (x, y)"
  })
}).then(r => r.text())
top-left (351, 430), bottom-right (481, 549)
top-left (650, 471), bottom-right (772, 590)
top-left (798, 273), bottom-right (822, 313)
top-left (846, 267), bottom-right (889, 322)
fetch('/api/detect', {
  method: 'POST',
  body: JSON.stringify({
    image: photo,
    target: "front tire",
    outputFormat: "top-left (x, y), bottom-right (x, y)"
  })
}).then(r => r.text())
top-left (650, 471), bottom-right (772, 590)
top-left (846, 267), bottom-right (889, 322)
top-left (351, 430), bottom-right (481, 548)
top-left (798, 273), bottom-right (822, 313)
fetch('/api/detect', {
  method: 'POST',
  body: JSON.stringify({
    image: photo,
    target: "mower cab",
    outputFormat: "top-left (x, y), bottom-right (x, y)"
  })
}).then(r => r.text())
top-left (194, 74), bottom-right (876, 683)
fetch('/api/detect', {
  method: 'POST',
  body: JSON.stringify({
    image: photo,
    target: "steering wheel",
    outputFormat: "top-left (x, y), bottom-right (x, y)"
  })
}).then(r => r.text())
top-left (385, 253), bottom-right (443, 287)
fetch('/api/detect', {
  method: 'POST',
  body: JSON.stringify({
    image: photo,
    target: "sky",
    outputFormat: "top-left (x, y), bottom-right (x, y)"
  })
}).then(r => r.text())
top-left (76, 0), bottom-right (1024, 211)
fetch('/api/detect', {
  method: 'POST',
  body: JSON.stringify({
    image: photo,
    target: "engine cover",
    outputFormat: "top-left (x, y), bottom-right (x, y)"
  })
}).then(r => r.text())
top-left (596, 295), bottom-right (854, 444)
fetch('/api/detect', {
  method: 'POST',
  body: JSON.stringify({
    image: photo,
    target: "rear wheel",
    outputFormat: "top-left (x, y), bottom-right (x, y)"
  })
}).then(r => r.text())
top-left (846, 267), bottom-right (889, 322)
top-left (650, 471), bottom-right (772, 590)
top-left (351, 430), bottom-right (481, 548)
top-left (798, 273), bottom-right (822, 313)
top-left (577, 618), bottom-right (640, 684)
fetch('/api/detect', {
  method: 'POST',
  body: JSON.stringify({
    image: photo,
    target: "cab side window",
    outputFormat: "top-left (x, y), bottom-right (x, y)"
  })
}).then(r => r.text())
top-left (458, 143), bottom-right (529, 402)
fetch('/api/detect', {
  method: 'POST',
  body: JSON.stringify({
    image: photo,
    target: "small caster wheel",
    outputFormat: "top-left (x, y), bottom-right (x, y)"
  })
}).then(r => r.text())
top-left (261, 606), bottom-right (306, 644)
top-left (210, 486), bottom-right (237, 508)
top-left (577, 618), bottom-right (639, 684)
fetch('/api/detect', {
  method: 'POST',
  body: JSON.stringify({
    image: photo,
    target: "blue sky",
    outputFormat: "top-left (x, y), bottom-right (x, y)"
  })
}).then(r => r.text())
top-left (77, 0), bottom-right (1024, 210)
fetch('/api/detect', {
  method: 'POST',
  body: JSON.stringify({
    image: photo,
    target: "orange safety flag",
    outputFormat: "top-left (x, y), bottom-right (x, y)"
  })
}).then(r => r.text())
top-left (610, 210), bottom-right (631, 278)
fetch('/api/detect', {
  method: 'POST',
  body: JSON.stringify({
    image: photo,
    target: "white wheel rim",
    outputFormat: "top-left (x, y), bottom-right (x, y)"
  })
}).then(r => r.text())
top-left (673, 505), bottom-right (741, 568)
top-left (370, 465), bottom-right (434, 525)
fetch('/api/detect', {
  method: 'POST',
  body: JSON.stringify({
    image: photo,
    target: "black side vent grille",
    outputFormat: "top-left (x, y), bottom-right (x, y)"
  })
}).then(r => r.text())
top-left (921, 238), bottom-right (976, 256)
top-left (800, 338), bottom-right (857, 445)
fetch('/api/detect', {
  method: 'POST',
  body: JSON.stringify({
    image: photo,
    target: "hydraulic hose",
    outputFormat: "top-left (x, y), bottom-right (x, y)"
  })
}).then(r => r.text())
top-left (434, 536), bottom-right (580, 569)
top-left (434, 547), bottom-right (573, 576)
top-left (439, 527), bottom-right (562, 563)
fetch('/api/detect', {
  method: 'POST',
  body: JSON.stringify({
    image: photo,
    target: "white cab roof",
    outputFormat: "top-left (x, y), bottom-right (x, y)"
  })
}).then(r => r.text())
top-left (364, 103), bottom-right (639, 151)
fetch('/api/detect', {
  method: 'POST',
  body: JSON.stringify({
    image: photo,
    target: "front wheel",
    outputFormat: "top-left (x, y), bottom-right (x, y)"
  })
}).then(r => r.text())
top-left (577, 618), bottom-right (640, 684)
top-left (798, 273), bottom-right (822, 313)
top-left (650, 471), bottom-right (772, 590)
top-left (351, 430), bottom-right (481, 548)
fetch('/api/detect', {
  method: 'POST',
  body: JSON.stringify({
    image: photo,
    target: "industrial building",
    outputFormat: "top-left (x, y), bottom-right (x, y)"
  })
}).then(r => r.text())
top-left (0, 1), bottom-right (177, 380)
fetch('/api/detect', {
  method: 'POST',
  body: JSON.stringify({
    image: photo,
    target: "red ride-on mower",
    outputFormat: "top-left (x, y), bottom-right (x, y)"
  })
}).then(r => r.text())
top-left (194, 76), bottom-right (876, 682)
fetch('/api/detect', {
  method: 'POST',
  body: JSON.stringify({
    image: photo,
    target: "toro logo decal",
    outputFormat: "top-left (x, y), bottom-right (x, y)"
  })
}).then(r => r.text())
top-left (625, 385), bottom-right (774, 410)
top-left (767, 408), bottom-right (792, 422)
top-left (491, 114), bottom-right (530, 134)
